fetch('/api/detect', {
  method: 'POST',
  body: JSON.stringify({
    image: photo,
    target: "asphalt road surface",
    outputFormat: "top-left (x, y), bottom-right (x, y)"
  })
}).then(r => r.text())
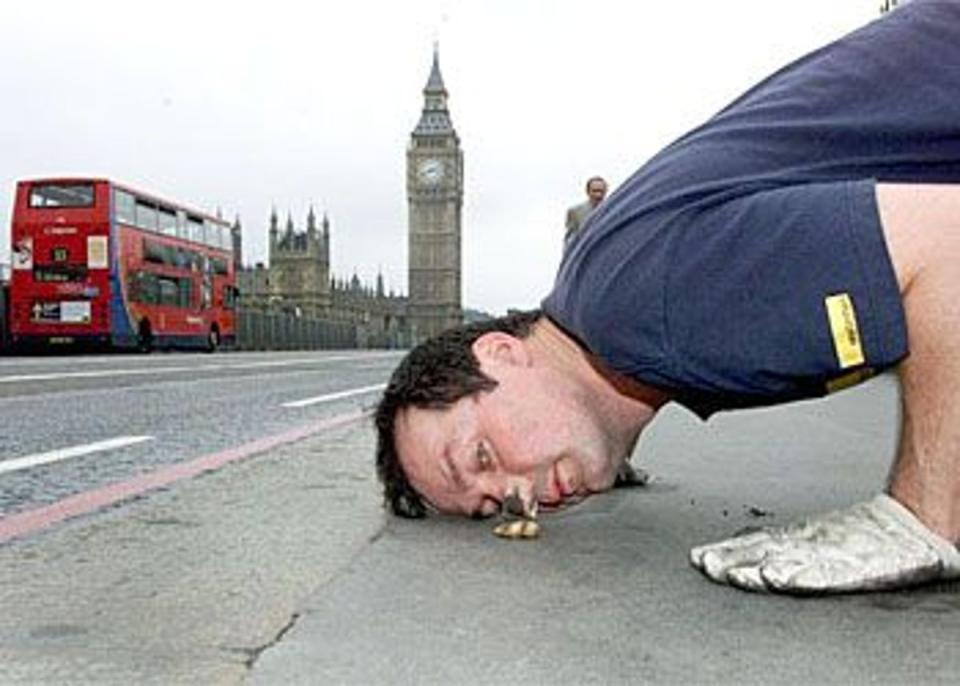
top-left (0, 355), bottom-right (957, 684)
top-left (0, 350), bottom-right (401, 516)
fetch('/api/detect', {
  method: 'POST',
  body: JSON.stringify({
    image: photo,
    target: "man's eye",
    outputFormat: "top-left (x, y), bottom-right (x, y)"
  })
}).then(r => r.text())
top-left (475, 442), bottom-right (492, 470)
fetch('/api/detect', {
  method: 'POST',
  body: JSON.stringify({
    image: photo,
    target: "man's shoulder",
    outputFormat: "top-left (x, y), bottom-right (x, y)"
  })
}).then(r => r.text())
top-left (567, 201), bottom-right (592, 217)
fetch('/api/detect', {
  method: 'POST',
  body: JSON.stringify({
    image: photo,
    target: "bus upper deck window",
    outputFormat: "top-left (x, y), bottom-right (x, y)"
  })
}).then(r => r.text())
top-left (135, 200), bottom-right (158, 231)
top-left (187, 216), bottom-right (204, 243)
top-left (176, 210), bottom-right (188, 240)
top-left (114, 189), bottom-right (136, 225)
top-left (218, 224), bottom-right (230, 250)
top-left (158, 207), bottom-right (177, 236)
top-left (29, 183), bottom-right (95, 208)
top-left (204, 220), bottom-right (216, 247)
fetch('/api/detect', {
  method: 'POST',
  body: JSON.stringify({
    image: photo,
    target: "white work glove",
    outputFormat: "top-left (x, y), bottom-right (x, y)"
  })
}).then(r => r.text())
top-left (689, 494), bottom-right (960, 594)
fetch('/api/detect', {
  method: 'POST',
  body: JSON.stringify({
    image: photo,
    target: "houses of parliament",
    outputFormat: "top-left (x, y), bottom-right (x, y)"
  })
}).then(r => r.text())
top-left (236, 49), bottom-right (467, 346)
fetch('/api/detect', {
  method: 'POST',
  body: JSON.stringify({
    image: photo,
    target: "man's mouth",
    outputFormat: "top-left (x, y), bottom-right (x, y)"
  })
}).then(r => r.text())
top-left (536, 465), bottom-right (581, 510)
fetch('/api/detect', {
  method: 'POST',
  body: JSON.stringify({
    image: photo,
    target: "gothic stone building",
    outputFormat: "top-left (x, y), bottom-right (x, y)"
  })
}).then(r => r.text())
top-left (267, 206), bottom-right (333, 315)
top-left (237, 48), bottom-right (464, 346)
top-left (237, 207), bottom-right (408, 346)
top-left (406, 48), bottom-right (464, 340)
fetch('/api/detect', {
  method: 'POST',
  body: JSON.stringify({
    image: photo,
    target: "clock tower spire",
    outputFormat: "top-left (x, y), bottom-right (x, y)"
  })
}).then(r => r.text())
top-left (407, 45), bottom-right (464, 341)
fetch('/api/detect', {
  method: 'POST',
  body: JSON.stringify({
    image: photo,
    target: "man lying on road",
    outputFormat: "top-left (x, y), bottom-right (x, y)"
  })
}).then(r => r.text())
top-left (374, 1), bottom-right (960, 594)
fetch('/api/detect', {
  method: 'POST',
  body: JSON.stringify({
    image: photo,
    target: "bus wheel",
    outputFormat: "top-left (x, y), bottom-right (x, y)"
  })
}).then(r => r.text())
top-left (206, 326), bottom-right (220, 353)
top-left (137, 320), bottom-right (153, 353)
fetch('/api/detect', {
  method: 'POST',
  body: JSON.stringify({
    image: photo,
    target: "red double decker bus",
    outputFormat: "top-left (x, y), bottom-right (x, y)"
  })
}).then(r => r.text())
top-left (8, 178), bottom-right (236, 352)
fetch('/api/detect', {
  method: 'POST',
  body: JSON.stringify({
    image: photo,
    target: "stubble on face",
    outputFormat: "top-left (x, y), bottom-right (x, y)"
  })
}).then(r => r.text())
top-left (393, 380), bottom-right (629, 519)
top-left (394, 401), bottom-right (485, 517)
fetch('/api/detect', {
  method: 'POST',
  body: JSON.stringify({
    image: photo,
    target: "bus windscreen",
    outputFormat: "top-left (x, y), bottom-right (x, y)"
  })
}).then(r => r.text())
top-left (29, 183), bottom-right (95, 208)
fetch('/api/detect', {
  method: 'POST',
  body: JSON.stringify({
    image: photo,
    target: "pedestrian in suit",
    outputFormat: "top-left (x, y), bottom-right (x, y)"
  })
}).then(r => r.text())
top-left (564, 176), bottom-right (607, 243)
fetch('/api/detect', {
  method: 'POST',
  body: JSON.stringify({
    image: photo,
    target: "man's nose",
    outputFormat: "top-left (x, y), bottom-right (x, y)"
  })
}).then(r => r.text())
top-left (501, 476), bottom-right (537, 518)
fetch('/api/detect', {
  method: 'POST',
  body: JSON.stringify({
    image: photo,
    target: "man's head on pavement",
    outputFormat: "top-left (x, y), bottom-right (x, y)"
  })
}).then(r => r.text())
top-left (585, 176), bottom-right (607, 206)
top-left (375, 310), bottom-right (665, 519)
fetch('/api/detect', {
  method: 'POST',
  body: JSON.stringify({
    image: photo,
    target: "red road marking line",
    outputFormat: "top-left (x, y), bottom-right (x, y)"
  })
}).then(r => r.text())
top-left (0, 410), bottom-right (367, 545)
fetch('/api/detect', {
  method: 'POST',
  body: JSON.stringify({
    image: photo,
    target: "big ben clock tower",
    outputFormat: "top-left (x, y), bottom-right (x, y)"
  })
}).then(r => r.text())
top-left (407, 47), bottom-right (463, 341)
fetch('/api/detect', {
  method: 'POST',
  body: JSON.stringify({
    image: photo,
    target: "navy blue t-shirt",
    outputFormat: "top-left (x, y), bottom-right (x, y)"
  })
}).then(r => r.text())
top-left (543, 1), bottom-right (960, 418)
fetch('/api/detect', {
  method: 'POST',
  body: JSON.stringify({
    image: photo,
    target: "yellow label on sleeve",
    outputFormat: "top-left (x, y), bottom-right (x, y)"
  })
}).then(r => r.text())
top-left (825, 293), bottom-right (865, 369)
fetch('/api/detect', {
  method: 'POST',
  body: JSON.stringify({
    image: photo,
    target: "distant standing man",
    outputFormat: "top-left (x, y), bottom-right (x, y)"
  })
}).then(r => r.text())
top-left (564, 176), bottom-right (607, 243)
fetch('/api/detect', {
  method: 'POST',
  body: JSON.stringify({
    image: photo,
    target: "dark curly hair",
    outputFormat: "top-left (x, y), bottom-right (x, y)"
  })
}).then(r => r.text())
top-left (374, 309), bottom-right (543, 517)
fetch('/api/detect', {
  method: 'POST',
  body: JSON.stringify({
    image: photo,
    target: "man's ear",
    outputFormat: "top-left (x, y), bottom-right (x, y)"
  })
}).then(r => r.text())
top-left (471, 332), bottom-right (531, 369)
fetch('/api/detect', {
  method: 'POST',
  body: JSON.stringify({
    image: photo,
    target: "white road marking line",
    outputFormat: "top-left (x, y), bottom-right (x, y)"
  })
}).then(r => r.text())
top-left (0, 356), bottom-right (117, 367)
top-left (0, 411), bottom-right (366, 544)
top-left (282, 383), bottom-right (386, 408)
top-left (0, 436), bottom-right (155, 476)
top-left (0, 352), bottom-right (401, 384)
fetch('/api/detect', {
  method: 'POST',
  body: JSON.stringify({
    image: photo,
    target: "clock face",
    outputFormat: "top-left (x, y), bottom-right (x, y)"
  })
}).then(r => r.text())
top-left (417, 159), bottom-right (444, 185)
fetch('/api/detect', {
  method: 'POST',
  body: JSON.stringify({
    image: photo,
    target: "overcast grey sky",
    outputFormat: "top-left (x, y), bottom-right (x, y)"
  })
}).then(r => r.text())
top-left (0, 1), bottom-right (881, 314)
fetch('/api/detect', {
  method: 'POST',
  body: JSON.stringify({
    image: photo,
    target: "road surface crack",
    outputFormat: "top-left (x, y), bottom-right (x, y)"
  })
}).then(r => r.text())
top-left (243, 612), bottom-right (301, 669)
